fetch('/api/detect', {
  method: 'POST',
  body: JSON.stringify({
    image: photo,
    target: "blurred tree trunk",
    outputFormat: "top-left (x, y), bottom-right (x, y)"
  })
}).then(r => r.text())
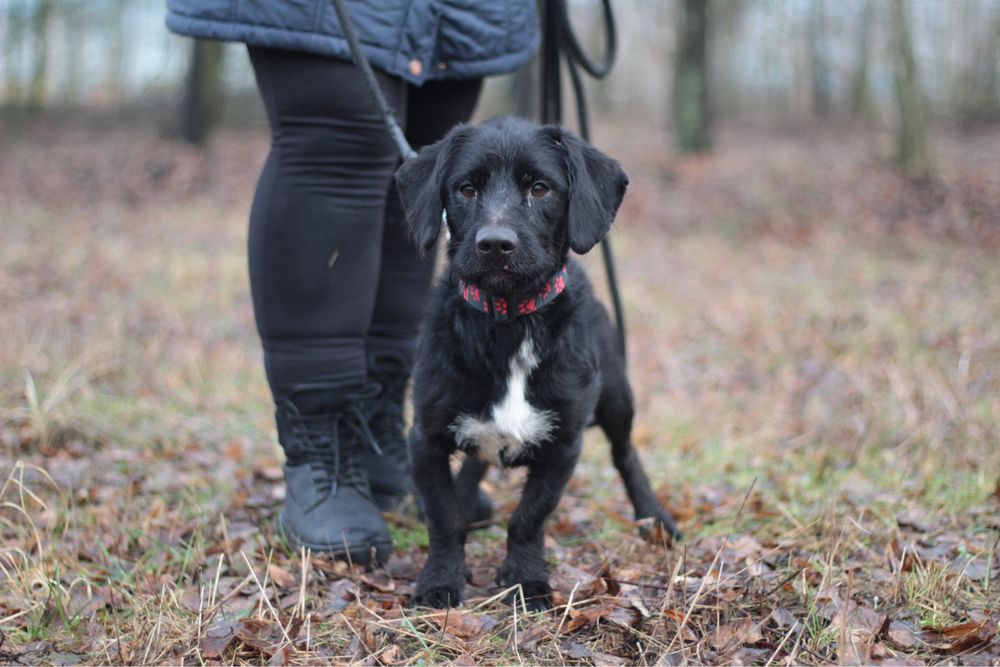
top-left (889, 0), bottom-right (933, 179)
top-left (180, 39), bottom-right (225, 146)
top-left (672, 0), bottom-right (711, 153)
top-left (956, 4), bottom-right (1000, 128)
top-left (65, 5), bottom-right (84, 107)
top-left (27, 0), bottom-right (53, 111)
top-left (4, 4), bottom-right (24, 108)
top-left (106, 0), bottom-right (127, 108)
top-left (849, 0), bottom-right (875, 120)
top-left (807, 0), bottom-right (831, 118)
top-left (511, 59), bottom-right (536, 119)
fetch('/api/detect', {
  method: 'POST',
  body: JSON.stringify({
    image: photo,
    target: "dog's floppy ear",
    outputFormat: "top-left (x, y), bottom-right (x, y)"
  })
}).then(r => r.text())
top-left (558, 130), bottom-right (629, 254)
top-left (395, 125), bottom-right (468, 255)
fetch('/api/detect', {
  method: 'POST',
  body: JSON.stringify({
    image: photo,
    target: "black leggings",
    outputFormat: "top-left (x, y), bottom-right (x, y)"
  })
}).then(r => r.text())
top-left (247, 47), bottom-right (481, 400)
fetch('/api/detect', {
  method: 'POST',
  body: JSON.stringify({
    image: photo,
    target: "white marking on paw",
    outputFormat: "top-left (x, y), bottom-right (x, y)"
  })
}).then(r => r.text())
top-left (450, 336), bottom-right (557, 465)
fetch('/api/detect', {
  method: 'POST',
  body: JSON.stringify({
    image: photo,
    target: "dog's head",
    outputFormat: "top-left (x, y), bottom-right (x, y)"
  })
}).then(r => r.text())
top-left (395, 116), bottom-right (628, 295)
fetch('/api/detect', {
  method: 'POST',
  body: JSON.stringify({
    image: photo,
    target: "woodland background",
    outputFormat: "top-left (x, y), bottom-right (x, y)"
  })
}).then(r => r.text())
top-left (1, 1), bottom-right (999, 664)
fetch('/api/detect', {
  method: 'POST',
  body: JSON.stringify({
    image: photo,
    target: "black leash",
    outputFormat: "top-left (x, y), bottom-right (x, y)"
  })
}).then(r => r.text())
top-left (330, 0), bottom-right (415, 160)
top-left (331, 0), bottom-right (626, 358)
top-left (541, 0), bottom-right (627, 360)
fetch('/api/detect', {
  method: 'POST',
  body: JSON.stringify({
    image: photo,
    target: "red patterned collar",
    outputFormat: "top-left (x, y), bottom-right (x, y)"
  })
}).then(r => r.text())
top-left (459, 265), bottom-right (569, 322)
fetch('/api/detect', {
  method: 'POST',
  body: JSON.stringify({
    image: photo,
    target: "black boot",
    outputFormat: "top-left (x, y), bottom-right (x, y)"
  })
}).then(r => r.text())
top-left (275, 382), bottom-right (393, 567)
top-left (363, 353), bottom-right (413, 512)
top-left (364, 354), bottom-right (494, 525)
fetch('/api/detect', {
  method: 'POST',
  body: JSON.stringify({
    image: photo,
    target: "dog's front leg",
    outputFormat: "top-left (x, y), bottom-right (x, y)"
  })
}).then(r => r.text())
top-left (454, 455), bottom-right (490, 528)
top-left (497, 444), bottom-right (579, 612)
top-left (412, 435), bottom-right (468, 608)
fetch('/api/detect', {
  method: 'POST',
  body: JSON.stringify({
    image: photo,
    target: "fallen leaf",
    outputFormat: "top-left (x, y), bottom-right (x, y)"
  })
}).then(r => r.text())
top-left (708, 619), bottom-right (763, 651)
top-left (824, 599), bottom-right (886, 637)
top-left (267, 564), bottom-right (296, 589)
top-left (873, 658), bottom-right (926, 666)
top-left (663, 608), bottom-right (686, 623)
top-left (730, 647), bottom-right (770, 665)
top-left (560, 641), bottom-right (591, 659)
top-left (591, 650), bottom-right (626, 666)
top-left (428, 611), bottom-right (499, 640)
top-left (199, 620), bottom-right (238, 659)
top-left (896, 510), bottom-right (933, 532)
top-left (565, 603), bottom-right (641, 633)
top-left (235, 617), bottom-right (302, 657)
top-left (926, 620), bottom-right (988, 638)
top-left (885, 536), bottom-right (920, 572)
top-left (267, 645), bottom-right (293, 666)
top-left (921, 620), bottom-right (995, 653)
top-left (360, 571), bottom-right (396, 593)
top-left (518, 624), bottom-right (550, 650)
top-left (550, 562), bottom-right (607, 598)
top-left (224, 439), bottom-right (244, 461)
top-left (235, 619), bottom-right (277, 655)
top-left (277, 591), bottom-right (301, 610)
top-left (608, 604), bottom-right (642, 628)
top-left (768, 608), bottom-right (802, 631)
top-left (654, 649), bottom-right (684, 666)
top-left (379, 645), bottom-right (403, 665)
top-left (179, 587), bottom-right (203, 612)
top-left (887, 620), bottom-right (919, 649)
top-left (311, 557), bottom-right (351, 576)
top-left (361, 622), bottom-right (379, 653)
top-left (328, 578), bottom-right (358, 611)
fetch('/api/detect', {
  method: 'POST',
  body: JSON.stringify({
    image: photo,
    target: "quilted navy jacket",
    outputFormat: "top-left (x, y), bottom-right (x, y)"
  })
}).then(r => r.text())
top-left (166, 0), bottom-right (539, 85)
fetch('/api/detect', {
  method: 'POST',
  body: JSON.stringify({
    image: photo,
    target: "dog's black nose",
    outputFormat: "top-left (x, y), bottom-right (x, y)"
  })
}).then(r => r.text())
top-left (475, 226), bottom-right (518, 256)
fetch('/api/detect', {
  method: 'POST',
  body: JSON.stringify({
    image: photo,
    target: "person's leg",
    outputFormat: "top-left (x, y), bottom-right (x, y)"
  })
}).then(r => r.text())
top-left (366, 78), bottom-right (484, 364)
top-left (248, 46), bottom-right (407, 565)
top-left (363, 79), bottom-right (483, 510)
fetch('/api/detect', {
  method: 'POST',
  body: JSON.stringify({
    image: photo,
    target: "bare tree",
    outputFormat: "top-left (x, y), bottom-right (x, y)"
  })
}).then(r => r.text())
top-left (849, 0), bottom-right (875, 120)
top-left (807, 0), bottom-right (831, 118)
top-left (672, 0), bottom-right (711, 153)
top-left (889, 0), bottom-right (933, 179)
top-left (180, 39), bottom-right (226, 145)
top-left (955, 2), bottom-right (1000, 129)
top-left (3, 3), bottom-right (24, 108)
top-left (27, 0), bottom-right (52, 111)
top-left (106, 0), bottom-right (128, 108)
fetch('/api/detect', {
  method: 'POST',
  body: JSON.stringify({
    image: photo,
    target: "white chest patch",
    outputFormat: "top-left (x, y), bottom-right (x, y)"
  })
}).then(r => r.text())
top-left (450, 336), bottom-right (557, 466)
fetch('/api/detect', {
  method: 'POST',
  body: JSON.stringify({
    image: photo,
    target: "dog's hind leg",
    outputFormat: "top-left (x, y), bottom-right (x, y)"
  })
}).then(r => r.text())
top-left (496, 445), bottom-right (579, 612)
top-left (454, 456), bottom-right (490, 528)
top-left (596, 379), bottom-right (683, 541)
top-left (412, 434), bottom-right (468, 608)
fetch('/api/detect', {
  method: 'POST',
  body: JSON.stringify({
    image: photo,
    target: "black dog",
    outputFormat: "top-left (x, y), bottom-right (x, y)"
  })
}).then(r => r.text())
top-left (395, 116), bottom-right (680, 611)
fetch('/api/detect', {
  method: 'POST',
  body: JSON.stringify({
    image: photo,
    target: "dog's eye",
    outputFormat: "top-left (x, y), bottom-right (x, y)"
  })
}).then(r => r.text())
top-left (529, 181), bottom-right (550, 198)
top-left (459, 182), bottom-right (477, 199)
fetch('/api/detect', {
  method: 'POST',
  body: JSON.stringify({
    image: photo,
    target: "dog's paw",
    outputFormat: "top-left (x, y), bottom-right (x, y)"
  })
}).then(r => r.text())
top-left (505, 580), bottom-right (553, 612)
top-left (637, 509), bottom-right (683, 544)
top-left (655, 509), bottom-right (683, 541)
top-left (497, 563), bottom-right (553, 612)
top-left (413, 579), bottom-right (465, 608)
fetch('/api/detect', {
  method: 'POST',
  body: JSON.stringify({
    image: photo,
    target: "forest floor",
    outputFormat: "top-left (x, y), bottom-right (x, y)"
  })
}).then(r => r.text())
top-left (1, 118), bottom-right (999, 665)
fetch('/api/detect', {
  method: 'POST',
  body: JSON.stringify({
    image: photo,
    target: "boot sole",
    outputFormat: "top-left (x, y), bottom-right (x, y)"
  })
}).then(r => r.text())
top-left (277, 514), bottom-right (393, 568)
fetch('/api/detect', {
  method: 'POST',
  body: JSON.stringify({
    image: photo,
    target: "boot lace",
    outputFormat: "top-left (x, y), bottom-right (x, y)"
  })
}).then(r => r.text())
top-left (278, 385), bottom-right (383, 512)
top-left (368, 358), bottom-right (409, 462)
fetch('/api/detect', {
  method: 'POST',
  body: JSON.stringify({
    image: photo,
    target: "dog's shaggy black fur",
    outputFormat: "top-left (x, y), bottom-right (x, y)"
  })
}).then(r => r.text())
top-left (396, 117), bottom-right (680, 611)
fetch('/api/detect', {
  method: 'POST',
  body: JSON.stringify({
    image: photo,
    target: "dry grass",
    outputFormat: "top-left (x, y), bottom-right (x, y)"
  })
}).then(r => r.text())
top-left (1, 120), bottom-right (999, 664)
